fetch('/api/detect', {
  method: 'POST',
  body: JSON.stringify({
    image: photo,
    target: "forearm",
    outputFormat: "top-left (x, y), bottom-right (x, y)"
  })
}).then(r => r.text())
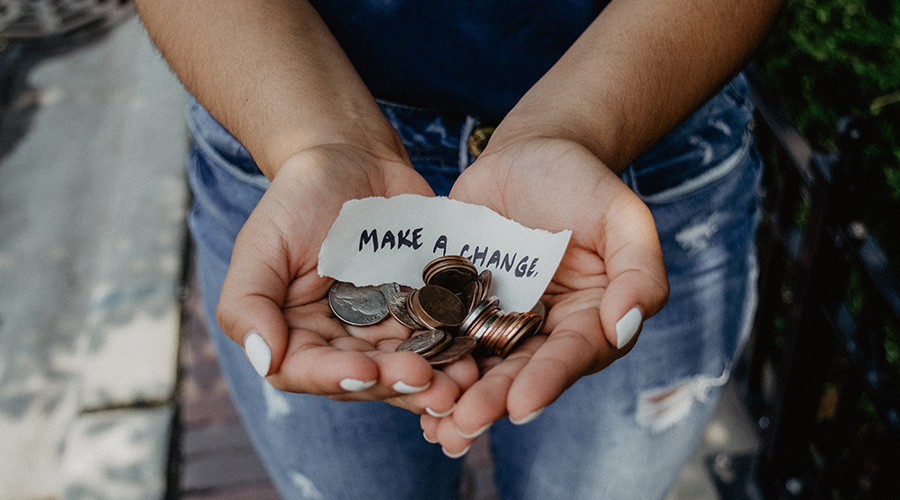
top-left (135, 0), bottom-right (405, 178)
top-left (491, 0), bottom-right (784, 173)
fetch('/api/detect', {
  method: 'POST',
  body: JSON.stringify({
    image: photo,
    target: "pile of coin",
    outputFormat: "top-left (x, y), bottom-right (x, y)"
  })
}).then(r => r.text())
top-left (327, 255), bottom-right (546, 366)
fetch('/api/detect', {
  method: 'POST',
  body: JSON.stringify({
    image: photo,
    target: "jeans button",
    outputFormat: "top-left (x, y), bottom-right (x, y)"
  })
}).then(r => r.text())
top-left (467, 126), bottom-right (495, 157)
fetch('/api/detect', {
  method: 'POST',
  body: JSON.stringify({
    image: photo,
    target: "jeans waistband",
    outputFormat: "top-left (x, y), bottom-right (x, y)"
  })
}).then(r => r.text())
top-left (186, 72), bottom-right (754, 198)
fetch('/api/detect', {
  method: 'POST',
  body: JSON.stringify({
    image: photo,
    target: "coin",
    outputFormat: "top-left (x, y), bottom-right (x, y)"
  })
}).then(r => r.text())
top-left (380, 282), bottom-right (401, 300)
top-left (396, 329), bottom-right (450, 356)
top-left (459, 280), bottom-right (484, 312)
top-left (328, 281), bottom-right (389, 326)
top-left (428, 336), bottom-right (477, 367)
top-left (531, 300), bottom-right (547, 334)
top-left (387, 291), bottom-right (425, 330)
top-left (499, 314), bottom-right (543, 357)
top-left (459, 297), bottom-right (500, 337)
top-left (476, 270), bottom-right (492, 301)
top-left (427, 267), bottom-right (478, 295)
top-left (419, 329), bottom-right (454, 358)
top-left (408, 285), bottom-right (467, 330)
top-left (329, 260), bottom-right (546, 360)
top-left (423, 256), bottom-right (478, 295)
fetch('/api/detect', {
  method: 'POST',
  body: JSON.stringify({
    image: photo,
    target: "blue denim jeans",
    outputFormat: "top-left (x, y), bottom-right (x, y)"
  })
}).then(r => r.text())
top-left (186, 73), bottom-right (762, 500)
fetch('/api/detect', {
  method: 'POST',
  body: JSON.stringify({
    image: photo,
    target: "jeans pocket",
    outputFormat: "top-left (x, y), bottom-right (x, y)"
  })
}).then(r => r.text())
top-left (186, 97), bottom-right (270, 191)
top-left (635, 129), bottom-right (755, 205)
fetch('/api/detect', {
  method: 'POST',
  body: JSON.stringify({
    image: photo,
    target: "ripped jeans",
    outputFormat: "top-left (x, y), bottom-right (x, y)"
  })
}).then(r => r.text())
top-left (186, 73), bottom-right (762, 500)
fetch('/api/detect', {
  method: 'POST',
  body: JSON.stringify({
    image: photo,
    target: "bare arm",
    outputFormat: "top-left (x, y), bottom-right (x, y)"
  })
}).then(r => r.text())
top-left (134, 1), bottom-right (473, 411)
top-left (433, 0), bottom-right (784, 453)
top-left (134, 0), bottom-right (405, 178)
top-left (489, 0), bottom-right (784, 172)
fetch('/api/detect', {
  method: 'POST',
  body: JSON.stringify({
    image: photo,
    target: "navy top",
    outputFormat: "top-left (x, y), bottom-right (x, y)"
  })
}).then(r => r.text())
top-left (309, 1), bottom-right (608, 123)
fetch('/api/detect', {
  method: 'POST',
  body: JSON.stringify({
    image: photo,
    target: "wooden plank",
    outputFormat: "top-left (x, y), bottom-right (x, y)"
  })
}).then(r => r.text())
top-left (181, 448), bottom-right (271, 492)
top-left (182, 421), bottom-right (255, 457)
top-left (181, 482), bottom-right (281, 500)
top-left (177, 255), bottom-right (279, 498)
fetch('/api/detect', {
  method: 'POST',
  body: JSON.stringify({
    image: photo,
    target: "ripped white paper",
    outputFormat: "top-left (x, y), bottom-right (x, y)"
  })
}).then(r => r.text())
top-left (317, 194), bottom-right (571, 312)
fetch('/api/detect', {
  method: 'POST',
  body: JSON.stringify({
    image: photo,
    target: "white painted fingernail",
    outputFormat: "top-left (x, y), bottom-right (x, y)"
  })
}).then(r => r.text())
top-left (510, 407), bottom-right (544, 425)
top-left (340, 378), bottom-right (377, 392)
top-left (443, 444), bottom-right (471, 459)
top-left (244, 332), bottom-right (271, 377)
top-left (615, 307), bottom-right (643, 349)
top-left (426, 405), bottom-right (456, 418)
top-left (457, 422), bottom-right (491, 439)
top-left (393, 380), bottom-right (431, 394)
top-left (423, 431), bottom-right (439, 444)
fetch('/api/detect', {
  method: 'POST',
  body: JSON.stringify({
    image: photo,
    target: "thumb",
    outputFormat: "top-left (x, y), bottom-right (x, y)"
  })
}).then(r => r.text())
top-left (216, 222), bottom-right (293, 378)
top-left (598, 203), bottom-right (669, 351)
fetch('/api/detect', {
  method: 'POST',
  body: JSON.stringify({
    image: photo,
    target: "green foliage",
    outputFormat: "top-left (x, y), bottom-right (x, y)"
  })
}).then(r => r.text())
top-left (755, 0), bottom-right (900, 254)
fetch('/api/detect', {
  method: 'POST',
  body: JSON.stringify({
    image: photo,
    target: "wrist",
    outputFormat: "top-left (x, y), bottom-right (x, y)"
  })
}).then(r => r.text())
top-left (486, 98), bottom-right (631, 175)
top-left (256, 107), bottom-right (409, 180)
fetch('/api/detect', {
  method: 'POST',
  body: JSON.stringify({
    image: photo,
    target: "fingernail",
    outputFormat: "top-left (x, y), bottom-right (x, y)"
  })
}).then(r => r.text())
top-left (426, 405), bottom-right (456, 418)
top-left (393, 380), bottom-right (431, 394)
top-left (457, 422), bottom-right (491, 439)
top-left (510, 407), bottom-right (544, 425)
top-left (443, 444), bottom-right (471, 459)
top-left (340, 378), bottom-right (377, 392)
top-left (423, 431), bottom-right (439, 444)
top-left (244, 332), bottom-right (271, 377)
top-left (615, 307), bottom-right (643, 349)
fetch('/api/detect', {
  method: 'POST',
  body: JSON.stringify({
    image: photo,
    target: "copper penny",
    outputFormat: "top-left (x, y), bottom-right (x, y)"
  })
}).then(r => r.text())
top-left (427, 266), bottom-right (478, 295)
top-left (429, 336), bottom-right (477, 367)
top-left (411, 284), bottom-right (467, 330)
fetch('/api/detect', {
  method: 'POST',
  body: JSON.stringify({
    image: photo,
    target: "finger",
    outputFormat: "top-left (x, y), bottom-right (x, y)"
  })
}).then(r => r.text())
top-left (451, 348), bottom-right (537, 437)
top-left (381, 370), bottom-right (461, 416)
top-left (437, 355), bottom-right (480, 392)
top-left (342, 317), bottom-right (412, 345)
top-left (272, 334), bottom-right (435, 398)
top-left (598, 198), bottom-right (669, 350)
top-left (434, 413), bottom-right (478, 458)
top-left (269, 332), bottom-right (381, 394)
top-left (374, 335), bottom-right (480, 400)
top-left (216, 220), bottom-right (297, 378)
top-left (420, 414), bottom-right (441, 444)
top-left (505, 311), bottom-right (617, 419)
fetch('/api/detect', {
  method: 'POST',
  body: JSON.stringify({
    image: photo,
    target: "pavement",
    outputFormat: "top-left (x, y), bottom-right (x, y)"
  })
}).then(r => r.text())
top-left (0, 15), bottom-right (188, 500)
top-left (0, 16), bottom-right (760, 500)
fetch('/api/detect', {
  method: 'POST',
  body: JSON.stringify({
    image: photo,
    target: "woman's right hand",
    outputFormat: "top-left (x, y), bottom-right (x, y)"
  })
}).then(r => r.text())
top-left (215, 144), bottom-right (479, 416)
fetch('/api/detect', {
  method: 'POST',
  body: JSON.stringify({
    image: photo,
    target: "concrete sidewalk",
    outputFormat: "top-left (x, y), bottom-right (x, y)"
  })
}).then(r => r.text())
top-left (0, 16), bottom-right (188, 500)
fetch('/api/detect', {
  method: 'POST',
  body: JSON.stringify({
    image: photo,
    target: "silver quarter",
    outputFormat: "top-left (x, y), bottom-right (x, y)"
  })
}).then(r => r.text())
top-left (380, 282), bottom-right (402, 300)
top-left (328, 281), bottom-right (389, 326)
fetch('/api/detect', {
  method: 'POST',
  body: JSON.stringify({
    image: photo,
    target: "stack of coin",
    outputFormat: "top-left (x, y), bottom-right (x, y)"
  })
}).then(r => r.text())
top-left (327, 255), bottom-right (546, 364)
top-left (423, 255), bottom-right (477, 294)
top-left (456, 296), bottom-right (545, 358)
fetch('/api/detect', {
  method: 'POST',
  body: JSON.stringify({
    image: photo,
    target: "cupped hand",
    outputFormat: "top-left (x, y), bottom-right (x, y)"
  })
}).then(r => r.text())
top-left (427, 136), bottom-right (669, 455)
top-left (216, 144), bottom-right (479, 413)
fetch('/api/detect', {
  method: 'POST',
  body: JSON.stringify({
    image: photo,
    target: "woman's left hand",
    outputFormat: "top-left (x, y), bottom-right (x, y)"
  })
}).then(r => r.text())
top-left (423, 136), bottom-right (669, 455)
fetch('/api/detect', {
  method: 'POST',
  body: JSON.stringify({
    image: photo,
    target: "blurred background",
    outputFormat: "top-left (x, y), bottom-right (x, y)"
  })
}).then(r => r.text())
top-left (0, 1), bottom-right (897, 499)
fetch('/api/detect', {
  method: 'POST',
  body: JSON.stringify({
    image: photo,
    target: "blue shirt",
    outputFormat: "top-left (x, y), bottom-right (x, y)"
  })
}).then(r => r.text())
top-left (309, 1), bottom-right (608, 122)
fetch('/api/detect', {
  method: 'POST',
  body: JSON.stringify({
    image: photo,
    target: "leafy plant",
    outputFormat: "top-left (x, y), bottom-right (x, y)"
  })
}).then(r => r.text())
top-left (755, 0), bottom-right (900, 255)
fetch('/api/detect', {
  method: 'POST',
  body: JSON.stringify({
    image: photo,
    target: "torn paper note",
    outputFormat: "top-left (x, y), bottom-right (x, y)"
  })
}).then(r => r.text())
top-left (318, 194), bottom-right (571, 312)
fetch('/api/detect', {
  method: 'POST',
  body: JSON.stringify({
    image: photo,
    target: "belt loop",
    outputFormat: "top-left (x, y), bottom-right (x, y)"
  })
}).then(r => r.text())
top-left (459, 115), bottom-right (478, 172)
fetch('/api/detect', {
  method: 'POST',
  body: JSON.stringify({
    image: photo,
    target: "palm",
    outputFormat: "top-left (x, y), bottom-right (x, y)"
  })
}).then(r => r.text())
top-left (426, 137), bottom-right (668, 447)
top-left (218, 145), bottom-right (477, 410)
